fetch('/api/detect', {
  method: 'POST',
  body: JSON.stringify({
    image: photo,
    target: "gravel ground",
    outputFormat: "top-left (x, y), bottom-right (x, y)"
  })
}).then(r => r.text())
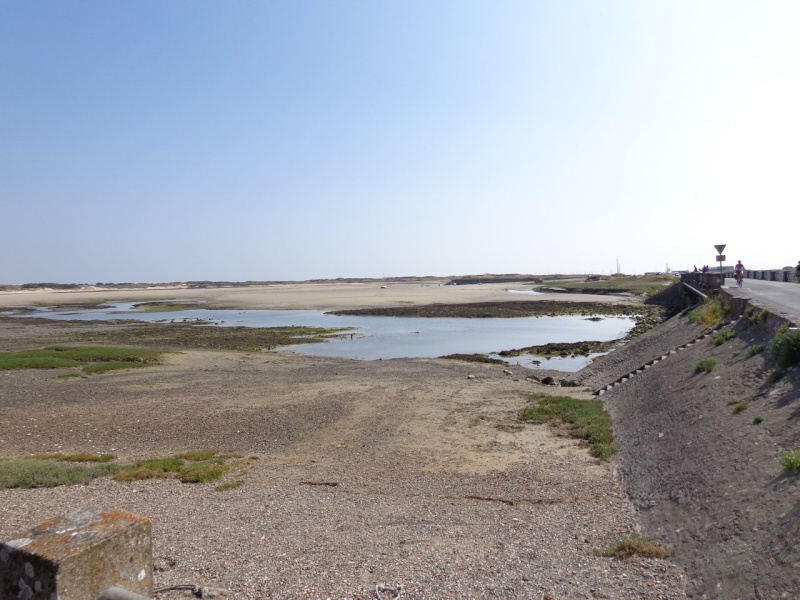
top-left (0, 331), bottom-right (689, 599)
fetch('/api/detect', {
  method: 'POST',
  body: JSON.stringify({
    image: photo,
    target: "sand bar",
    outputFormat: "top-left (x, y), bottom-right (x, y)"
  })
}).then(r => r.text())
top-left (0, 280), bottom-right (628, 311)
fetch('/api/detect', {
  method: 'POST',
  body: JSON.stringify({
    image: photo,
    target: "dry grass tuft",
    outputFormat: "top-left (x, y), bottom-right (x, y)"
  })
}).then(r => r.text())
top-left (596, 535), bottom-right (673, 559)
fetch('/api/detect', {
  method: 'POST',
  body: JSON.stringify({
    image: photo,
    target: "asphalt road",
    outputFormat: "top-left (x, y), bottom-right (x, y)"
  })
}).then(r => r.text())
top-left (725, 277), bottom-right (800, 325)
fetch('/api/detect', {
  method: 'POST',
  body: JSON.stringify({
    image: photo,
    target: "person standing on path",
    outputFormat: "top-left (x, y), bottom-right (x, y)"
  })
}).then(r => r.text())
top-left (795, 261), bottom-right (800, 283)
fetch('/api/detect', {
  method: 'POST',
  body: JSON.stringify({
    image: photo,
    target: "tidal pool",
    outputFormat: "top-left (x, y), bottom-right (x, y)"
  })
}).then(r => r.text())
top-left (10, 302), bottom-right (634, 372)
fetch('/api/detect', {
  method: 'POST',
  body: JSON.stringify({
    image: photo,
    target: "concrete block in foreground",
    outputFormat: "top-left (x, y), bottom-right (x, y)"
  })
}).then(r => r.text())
top-left (0, 507), bottom-right (152, 600)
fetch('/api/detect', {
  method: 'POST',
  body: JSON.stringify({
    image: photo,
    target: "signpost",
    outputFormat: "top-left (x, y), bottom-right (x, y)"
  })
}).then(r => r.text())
top-left (715, 244), bottom-right (726, 276)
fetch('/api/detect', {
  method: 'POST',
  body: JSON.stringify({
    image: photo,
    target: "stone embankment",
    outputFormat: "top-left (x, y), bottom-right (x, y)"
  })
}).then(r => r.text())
top-left (574, 291), bottom-right (800, 598)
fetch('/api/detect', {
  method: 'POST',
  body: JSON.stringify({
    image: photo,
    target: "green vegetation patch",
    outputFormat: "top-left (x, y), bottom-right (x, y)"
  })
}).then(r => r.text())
top-left (112, 453), bottom-right (234, 484)
top-left (0, 346), bottom-right (164, 373)
top-left (595, 535), bottom-right (673, 559)
top-left (687, 299), bottom-right (728, 329)
top-left (0, 458), bottom-right (122, 488)
top-left (520, 393), bottom-right (616, 459)
top-left (747, 308), bottom-right (769, 325)
top-left (0, 451), bottom-right (239, 488)
top-left (500, 340), bottom-right (614, 359)
top-left (746, 344), bottom-right (765, 357)
top-left (769, 369), bottom-right (787, 383)
top-left (693, 358), bottom-right (717, 374)
top-left (113, 457), bottom-right (185, 481)
top-left (81, 361), bottom-right (151, 374)
top-left (30, 452), bottom-right (115, 462)
top-left (772, 327), bottom-right (800, 369)
top-left (69, 323), bottom-right (347, 352)
top-left (779, 447), bottom-right (800, 473)
top-left (712, 330), bottom-right (737, 346)
top-left (175, 461), bottom-right (229, 484)
top-left (538, 275), bottom-right (677, 297)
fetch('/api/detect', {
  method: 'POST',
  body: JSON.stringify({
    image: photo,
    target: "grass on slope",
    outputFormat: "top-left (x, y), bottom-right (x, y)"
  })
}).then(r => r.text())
top-left (520, 393), bottom-right (616, 459)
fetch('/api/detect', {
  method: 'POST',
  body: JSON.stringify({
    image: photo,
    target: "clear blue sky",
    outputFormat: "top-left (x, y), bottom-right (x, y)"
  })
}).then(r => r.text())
top-left (2, 1), bottom-right (799, 284)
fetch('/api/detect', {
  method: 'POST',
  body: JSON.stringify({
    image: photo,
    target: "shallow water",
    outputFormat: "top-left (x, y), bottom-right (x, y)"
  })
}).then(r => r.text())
top-left (9, 302), bottom-right (633, 372)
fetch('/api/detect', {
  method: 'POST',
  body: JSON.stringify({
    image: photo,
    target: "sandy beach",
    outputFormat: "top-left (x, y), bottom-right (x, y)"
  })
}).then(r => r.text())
top-left (0, 280), bottom-right (628, 311)
top-left (0, 282), bottom-right (686, 599)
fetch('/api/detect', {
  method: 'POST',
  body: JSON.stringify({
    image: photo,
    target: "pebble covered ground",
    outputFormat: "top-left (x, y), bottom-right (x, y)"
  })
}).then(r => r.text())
top-left (0, 341), bottom-right (688, 599)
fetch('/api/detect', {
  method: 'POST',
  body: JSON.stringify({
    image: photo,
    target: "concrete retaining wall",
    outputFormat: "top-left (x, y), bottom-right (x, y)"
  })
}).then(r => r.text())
top-left (593, 295), bottom-right (800, 598)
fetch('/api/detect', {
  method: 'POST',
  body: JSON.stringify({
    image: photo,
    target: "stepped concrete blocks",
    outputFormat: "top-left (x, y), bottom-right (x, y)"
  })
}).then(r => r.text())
top-left (0, 507), bottom-right (152, 600)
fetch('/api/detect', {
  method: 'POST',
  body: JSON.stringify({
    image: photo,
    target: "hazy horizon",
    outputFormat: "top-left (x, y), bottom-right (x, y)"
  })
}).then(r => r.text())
top-left (3, 271), bottom-right (640, 287)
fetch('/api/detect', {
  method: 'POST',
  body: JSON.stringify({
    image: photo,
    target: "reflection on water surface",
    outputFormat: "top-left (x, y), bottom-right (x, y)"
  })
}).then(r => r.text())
top-left (10, 302), bottom-right (633, 372)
